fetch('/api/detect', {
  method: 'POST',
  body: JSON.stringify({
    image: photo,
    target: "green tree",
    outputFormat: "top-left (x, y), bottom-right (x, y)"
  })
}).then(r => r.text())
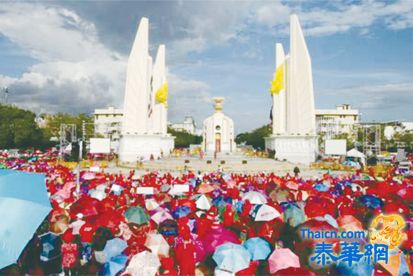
top-left (45, 112), bottom-right (93, 139)
top-left (167, 128), bottom-right (202, 148)
top-left (235, 124), bottom-right (271, 150)
top-left (0, 104), bottom-right (48, 149)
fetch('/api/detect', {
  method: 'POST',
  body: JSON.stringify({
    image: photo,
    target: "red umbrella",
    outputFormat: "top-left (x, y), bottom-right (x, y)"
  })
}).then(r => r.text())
top-left (69, 196), bottom-right (100, 218)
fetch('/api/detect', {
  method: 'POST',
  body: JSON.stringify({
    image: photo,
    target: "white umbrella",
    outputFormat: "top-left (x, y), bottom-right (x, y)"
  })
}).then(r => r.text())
top-left (145, 198), bottom-right (160, 211)
top-left (151, 208), bottom-right (173, 225)
top-left (89, 189), bottom-right (106, 201)
top-left (196, 194), bottom-right (212, 210)
top-left (242, 191), bottom-right (267, 204)
top-left (254, 204), bottom-right (281, 221)
top-left (145, 233), bottom-right (170, 256)
top-left (125, 251), bottom-right (161, 276)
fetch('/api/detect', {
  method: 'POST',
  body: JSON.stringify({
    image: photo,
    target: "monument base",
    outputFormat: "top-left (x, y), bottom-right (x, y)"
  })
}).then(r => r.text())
top-left (118, 134), bottom-right (174, 163)
top-left (265, 135), bottom-right (317, 165)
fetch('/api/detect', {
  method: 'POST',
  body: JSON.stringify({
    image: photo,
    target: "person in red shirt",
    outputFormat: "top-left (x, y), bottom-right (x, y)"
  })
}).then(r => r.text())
top-left (175, 225), bottom-right (196, 276)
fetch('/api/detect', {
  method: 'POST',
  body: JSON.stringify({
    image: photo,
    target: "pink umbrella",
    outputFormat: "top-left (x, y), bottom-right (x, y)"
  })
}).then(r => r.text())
top-left (151, 208), bottom-right (173, 225)
top-left (175, 233), bottom-right (206, 262)
top-left (268, 248), bottom-right (300, 274)
top-left (201, 225), bottom-right (240, 254)
top-left (196, 183), bottom-right (218, 194)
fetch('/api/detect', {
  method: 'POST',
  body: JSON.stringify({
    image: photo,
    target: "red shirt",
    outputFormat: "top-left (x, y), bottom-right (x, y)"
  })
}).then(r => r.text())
top-left (61, 243), bottom-right (78, 268)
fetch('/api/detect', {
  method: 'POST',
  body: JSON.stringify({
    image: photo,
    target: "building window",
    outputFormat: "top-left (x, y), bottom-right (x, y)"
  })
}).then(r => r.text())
top-left (215, 125), bottom-right (221, 131)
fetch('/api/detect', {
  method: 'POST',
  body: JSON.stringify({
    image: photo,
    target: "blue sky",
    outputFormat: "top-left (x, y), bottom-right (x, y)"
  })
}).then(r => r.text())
top-left (0, 1), bottom-right (412, 132)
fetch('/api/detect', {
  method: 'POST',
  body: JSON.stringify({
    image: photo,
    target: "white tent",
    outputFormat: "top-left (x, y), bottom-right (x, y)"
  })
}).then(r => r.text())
top-left (347, 149), bottom-right (365, 158)
top-left (346, 149), bottom-right (366, 165)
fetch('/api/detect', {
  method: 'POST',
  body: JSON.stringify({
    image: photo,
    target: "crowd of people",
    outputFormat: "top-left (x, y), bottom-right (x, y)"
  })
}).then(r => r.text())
top-left (0, 149), bottom-right (412, 275)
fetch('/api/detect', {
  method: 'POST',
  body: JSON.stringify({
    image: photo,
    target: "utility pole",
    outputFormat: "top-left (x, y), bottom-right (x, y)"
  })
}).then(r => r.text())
top-left (3, 87), bottom-right (9, 104)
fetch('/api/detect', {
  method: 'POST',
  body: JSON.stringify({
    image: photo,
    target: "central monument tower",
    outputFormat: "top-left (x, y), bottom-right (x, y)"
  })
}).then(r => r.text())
top-left (118, 18), bottom-right (174, 163)
top-left (203, 97), bottom-right (235, 154)
top-left (265, 14), bottom-right (317, 164)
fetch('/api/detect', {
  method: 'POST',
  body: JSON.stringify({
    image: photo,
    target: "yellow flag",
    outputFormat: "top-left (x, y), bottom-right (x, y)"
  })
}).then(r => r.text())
top-left (155, 82), bottom-right (168, 105)
top-left (269, 63), bottom-right (284, 95)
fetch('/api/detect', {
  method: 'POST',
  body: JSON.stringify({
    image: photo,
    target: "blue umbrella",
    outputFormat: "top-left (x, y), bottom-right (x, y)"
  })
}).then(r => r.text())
top-left (313, 183), bottom-right (330, 192)
top-left (243, 237), bottom-right (272, 261)
top-left (39, 232), bottom-right (61, 262)
top-left (101, 254), bottom-right (128, 276)
top-left (0, 170), bottom-right (51, 268)
top-left (213, 242), bottom-right (251, 273)
top-left (360, 195), bottom-right (383, 209)
top-left (282, 202), bottom-right (306, 227)
top-left (172, 205), bottom-right (191, 219)
top-left (103, 238), bottom-right (127, 261)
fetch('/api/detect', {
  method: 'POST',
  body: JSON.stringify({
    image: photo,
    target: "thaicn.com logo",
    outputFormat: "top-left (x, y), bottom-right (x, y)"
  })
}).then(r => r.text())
top-left (301, 214), bottom-right (407, 268)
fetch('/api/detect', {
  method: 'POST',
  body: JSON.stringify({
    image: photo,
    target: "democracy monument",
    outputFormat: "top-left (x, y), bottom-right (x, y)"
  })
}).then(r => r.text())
top-left (118, 18), bottom-right (174, 163)
top-left (104, 14), bottom-right (318, 167)
top-left (265, 14), bottom-right (317, 165)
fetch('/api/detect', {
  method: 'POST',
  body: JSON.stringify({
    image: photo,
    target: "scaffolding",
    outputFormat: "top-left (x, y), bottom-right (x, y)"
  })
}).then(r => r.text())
top-left (59, 124), bottom-right (77, 157)
top-left (360, 124), bottom-right (381, 156)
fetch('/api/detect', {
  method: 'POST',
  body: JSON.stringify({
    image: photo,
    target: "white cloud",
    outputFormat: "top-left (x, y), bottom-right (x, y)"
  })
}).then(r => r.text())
top-left (336, 83), bottom-right (413, 120)
top-left (0, 3), bottom-right (126, 113)
top-left (251, 0), bottom-right (413, 37)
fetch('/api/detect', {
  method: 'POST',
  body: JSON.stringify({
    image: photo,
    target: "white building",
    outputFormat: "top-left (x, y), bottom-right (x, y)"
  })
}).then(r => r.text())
top-left (203, 97), bottom-right (235, 154)
top-left (316, 104), bottom-right (359, 138)
top-left (169, 116), bottom-right (202, 136)
top-left (94, 106), bottom-right (123, 151)
top-left (384, 122), bottom-right (413, 140)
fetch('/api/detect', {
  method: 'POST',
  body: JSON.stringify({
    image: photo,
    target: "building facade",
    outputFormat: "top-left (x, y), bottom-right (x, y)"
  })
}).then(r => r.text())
top-left (169, 116), bottom-right (202, 136)
top-left (316, 104), bottom-right (359, 139)
top-left (94, 106), bottom-right (123, 151)
top-left (203, 97), bottom-right (235, 154)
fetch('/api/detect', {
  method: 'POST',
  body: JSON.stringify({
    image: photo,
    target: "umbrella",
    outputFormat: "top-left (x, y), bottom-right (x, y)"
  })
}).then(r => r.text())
top-left (158, 219), bottom-right (178, 236)
top-left (283, 202), bottom-right (306, 227)
top-left (212, 242), bottom-right (251, 273)
top-left (101, 254), bottom-right (128, 276)
top-left (268, 248), bottom-right (300, 274)
top-left (337, 215), bottom-right (363, 232)
top-left (196, 194), bottom-right (212, 210)
top-left (145, 198), bottom-right (160, 211)
top-left (360, 195), bottom-right (383, 209)
top-left (125, 251), bottom-right (161, 276)
top-left (196, 183), bottom-right (217, 194)
top-left (70, 196), bottom-right (100, 218)
top-left (151, 208), bottom-right (173, 225)
top-left (201, 226), bottom-right (240, 254)
top-left (103, 238), bottom-right (127, 261)
top-left (89, 189), bottom-right (107, 201)
top-left (0, 170), bottom-right (52, 268)
top-left (39, 232), bottom-right (61, 262)
top-left (124, 206), bottom-right (149, 225)
top-left (145, 233), bottom-right (170, 256)
top-left (172, 205), bottom-right (191, 219)
top-left (251, 204), bottom-right (281, 222)
top-left (244, 237), bottom-right (272, 261)
top-left (242, 191), bottom-right (267, 204)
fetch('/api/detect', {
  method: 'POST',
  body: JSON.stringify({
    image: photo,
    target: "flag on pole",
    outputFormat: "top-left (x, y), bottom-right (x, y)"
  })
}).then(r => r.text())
top-left (270, 63), bottom-right (284, 95)
top-left (155, 82), bottom-right (168, 106)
